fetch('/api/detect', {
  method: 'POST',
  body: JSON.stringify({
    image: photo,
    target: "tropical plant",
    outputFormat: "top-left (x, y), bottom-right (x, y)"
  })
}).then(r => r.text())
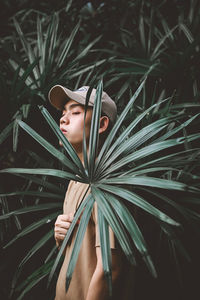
top-left (1, 80), bottom-right (200, 299)
top-left (1, 1), bottom-right (200, 299)
top-left (103, 0), bottom-right (200, 109)
top-left (0, 7), bottom-right (108, 299)
top-left (0, 13), bottom-right (107, 298)
top-left (0, 11), bottom-right (106, 150)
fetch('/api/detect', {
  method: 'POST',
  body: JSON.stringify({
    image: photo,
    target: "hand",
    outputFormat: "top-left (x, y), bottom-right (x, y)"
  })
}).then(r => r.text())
top-left (54, 213), bottom-right (74, 248)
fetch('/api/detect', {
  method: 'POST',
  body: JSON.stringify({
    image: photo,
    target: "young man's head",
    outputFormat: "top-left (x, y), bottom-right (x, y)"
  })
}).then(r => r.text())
top-left (48, 85), bottom-right (117, 156)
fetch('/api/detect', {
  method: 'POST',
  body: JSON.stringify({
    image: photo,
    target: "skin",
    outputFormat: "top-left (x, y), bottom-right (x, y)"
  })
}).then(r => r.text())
top-left (54, 99), bottom-right (121, 299)
top-left (59, 100), bottom-right (109, 161)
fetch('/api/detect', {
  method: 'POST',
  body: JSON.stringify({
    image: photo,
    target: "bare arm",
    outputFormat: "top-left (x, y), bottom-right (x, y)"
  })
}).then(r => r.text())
top-left (86, 247), bottom-right (122, 300)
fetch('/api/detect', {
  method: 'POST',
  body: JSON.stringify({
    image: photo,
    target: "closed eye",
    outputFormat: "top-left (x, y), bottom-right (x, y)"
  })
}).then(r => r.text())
top-left (72, 112), bottom-right (81, 115)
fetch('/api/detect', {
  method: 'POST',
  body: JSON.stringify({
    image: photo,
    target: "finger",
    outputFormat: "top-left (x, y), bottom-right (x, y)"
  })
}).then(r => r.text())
top-left (55, 233), bottom-right (66, 241)
top-left (57, 214), bottom-right (69, 221)
top-left (55, 221), bottom-right (71, 230)
top-left (54, 227), bottom-right (68, 235)
top-left (57, 214), bottom-right (74, 223)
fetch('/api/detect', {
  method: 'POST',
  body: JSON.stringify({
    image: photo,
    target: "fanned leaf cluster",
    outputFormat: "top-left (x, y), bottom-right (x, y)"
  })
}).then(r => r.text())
top-left (0, 1), bottom-right (200, 299)
top-left (1, 80), bottom-right (200, 296)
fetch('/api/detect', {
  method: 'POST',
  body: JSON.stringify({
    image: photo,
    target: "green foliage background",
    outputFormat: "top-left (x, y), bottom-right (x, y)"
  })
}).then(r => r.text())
top-left (0, 1), bottom-right (200, 299)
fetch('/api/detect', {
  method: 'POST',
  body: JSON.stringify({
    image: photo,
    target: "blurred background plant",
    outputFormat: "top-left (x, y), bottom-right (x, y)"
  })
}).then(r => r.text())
top-left (0, 0), bottom-right (200, 299)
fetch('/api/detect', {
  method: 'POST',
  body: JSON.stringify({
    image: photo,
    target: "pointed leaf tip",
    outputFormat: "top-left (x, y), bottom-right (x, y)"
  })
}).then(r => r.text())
top-left (38, 105), bottom-right (44, 110)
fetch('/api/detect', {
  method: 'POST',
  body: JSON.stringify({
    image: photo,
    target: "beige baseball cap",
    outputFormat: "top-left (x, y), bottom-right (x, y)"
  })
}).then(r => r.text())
top-left (48, 85), bottom-right (117, 123)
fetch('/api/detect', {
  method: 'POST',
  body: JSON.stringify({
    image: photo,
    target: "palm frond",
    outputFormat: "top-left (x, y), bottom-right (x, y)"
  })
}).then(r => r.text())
top-left (65, 194), bottom-right (94, 291)
top-left (95, 78), bottom-right (147, 173)
top-left (18, 119), bottom-right (83, 175)
top-left (97, 184), bottom-right (179, 226)
top-left (97, 206), bottom-right (112, 295)
top-left (88, 81), bottom-right (102, 179)
top-left (1, 79), bottom-right (200, 296)
top-left (103, 191), bottom-right (157, 277)
top-left (92, 186), bottom-right (136, 266)
top-left (0, 168), bottom-right (81, 182)
top-left (0, 121), bottom-right (14, 145)
top-left (39, 107), bottom-right (86, 177)
top-left (48, 189), bottom-right (90, 286)
top-left (0, 203), bottom-right (61, 221)
top-left (14, 173), bottom-right (65, 194)
top-left (14, 260), bottom-right (54, 300)
top-left (10, 229), bottom-right (54, 294)
top-left (3, 212), bottom-right (58, 248)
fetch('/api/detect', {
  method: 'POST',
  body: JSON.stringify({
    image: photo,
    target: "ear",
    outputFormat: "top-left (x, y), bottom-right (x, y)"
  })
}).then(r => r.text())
top-left (99, 116), bottom-right (109, 134)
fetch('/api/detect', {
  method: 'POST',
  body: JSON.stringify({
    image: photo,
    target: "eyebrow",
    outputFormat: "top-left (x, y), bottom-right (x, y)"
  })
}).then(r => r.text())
top-left (62, 103), bottom-right (84, 112)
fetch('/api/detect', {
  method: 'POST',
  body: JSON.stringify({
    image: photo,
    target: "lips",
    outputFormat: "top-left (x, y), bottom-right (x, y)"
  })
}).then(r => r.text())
top-left (61, 128), bottom-right (67, 133)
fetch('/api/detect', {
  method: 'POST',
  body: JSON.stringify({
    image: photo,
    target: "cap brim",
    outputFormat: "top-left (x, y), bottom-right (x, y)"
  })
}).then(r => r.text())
top-left (48, 85), bottom-right (87, 110)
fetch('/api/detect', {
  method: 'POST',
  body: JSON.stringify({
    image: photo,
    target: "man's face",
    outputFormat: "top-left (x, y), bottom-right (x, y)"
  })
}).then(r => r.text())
top-left (59, 99), bottom-right (93, 152)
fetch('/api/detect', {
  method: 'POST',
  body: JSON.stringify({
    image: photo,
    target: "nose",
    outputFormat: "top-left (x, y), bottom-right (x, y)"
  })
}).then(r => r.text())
top-left (60, 113), bottom-right (70, 125)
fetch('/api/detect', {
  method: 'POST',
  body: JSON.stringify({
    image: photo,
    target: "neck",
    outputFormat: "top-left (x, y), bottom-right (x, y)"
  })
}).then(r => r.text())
top-left (77, 151), bottom-right (84, 163)
top-left (74, 145), bottom-right (89, 164)
top-left (73, 143), bottom-right (98, 165)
